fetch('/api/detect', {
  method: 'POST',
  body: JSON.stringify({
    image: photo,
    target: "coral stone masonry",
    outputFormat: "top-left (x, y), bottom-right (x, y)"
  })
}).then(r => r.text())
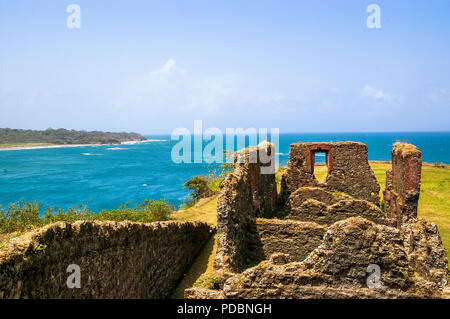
top-left (384, 142), bottom-right (422, 224)
top-left (279, 142), bottom-right (380, 213)
top-left (187, 141), bottom-right (449, 299)
top-left (0, 221), bottom-right (213, 299)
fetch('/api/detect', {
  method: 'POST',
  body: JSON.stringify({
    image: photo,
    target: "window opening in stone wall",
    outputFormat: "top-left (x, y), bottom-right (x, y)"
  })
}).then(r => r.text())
top-left (313, 151), bottom-right (328, 183)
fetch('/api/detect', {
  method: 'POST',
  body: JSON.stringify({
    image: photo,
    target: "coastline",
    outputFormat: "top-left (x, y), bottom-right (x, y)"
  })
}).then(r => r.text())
top-left (0, 140), bottom-right (152, 151)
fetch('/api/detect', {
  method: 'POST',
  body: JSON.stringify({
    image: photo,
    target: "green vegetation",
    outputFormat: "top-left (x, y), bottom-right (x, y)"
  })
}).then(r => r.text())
top-left (193, 274), bottom-right (219, 289)
top-left (0, 128), bottom-right (146, 146)
top-left (182, 152), bottom-right (234, 207)
top-left (183, 176), bottom-right (212, 206)
top-left (0, 199), bottom-right (172, 234)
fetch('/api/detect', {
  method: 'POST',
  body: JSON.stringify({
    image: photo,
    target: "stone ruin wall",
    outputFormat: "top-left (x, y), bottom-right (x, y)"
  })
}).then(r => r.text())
top-left (286, 186), bottom-right (389, 226)
top-left (279, 142), bottom-right (380, 213)
top-left (214, 142), bottom-right (277, 272)
top-left (196, 140), bottom-right (449, 299)
top-left (384, 142), bottom-right (422, 224)
top-left (256, 218), bottom-right (327, 262)
top-left (0, 220), bottom-right (213, 299)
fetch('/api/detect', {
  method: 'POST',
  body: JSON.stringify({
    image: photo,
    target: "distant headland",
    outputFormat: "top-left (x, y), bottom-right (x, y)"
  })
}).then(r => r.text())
top-left (0, 128), bottom-right (147, 150)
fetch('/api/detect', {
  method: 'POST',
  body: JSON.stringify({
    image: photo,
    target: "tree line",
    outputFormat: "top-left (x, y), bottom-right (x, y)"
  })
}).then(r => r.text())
top-left (0, 128), bottom-right (147, 145)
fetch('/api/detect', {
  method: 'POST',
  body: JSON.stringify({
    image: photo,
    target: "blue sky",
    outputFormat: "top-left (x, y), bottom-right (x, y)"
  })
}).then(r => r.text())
top-left (0, 0), bottom-right (449, 134)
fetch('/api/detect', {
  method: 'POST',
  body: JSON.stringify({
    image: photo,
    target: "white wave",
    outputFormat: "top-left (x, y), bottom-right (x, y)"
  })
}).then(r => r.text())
top-left (82, 153), bottom-right (102, 156)
top-left (276, 152), bottom-right (288, 155)
top-left (142, 139), bottom-right (168, 142)
top-left (107, 147), bottom-right (124, 150)
top-left (120, 139), bottom-right (167, 145)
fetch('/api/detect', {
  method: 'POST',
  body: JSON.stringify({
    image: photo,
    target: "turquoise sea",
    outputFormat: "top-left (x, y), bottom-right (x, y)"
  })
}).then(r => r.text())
top-left (0, 132), bottom-right (449, 211)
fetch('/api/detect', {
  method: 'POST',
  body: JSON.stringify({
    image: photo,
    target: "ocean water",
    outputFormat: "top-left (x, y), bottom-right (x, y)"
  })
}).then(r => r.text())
top-left (0, 132), bottom-right (449, 211)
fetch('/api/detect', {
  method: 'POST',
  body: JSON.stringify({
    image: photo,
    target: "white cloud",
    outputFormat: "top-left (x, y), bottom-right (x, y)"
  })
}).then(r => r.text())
top-left (362, 85), bottom-right (397, 104)
top-left (150, 59), bottom-right (185, 76)
top-left (117, 59), bottom-right (325, 117)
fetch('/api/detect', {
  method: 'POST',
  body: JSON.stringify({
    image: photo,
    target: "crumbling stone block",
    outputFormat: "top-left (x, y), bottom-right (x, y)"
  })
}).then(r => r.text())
top-left (184, 287), bottom-right (225, 299)
top-left (383, 143), bottom-right (422, 223)
top-left (288, 186), bottom-right (351, 208)
top-left (279, 142), bottom-right (380, 212)
top-left (222, 217), bottom-right (421, 299)
top-left (256, 218), bottom-right (327, 262)
top-left (287, 197), bottom-right (389, 226)
top-left (401, 218), bottom-right (449, 291)
top-left (269, 252), bottom-right (290, 265)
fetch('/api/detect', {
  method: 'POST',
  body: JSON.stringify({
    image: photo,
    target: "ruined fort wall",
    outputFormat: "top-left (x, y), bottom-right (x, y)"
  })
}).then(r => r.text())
top-left (222, 217), bottom-right (448, 299)
top-left (383, 143), bottom-right (422, 223)
top-left (279, 142), bottom-right (380, 212)
top-left (325, 142), bottom-right (380, 204)
top-left (214, 142), bottom-right (277, 272)
top-left (0, 220), bottom-right (212, 299)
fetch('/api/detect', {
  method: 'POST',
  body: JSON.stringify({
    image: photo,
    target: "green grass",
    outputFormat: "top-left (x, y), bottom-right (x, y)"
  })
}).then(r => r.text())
top-left (171, 196), bottom-right (218, 226)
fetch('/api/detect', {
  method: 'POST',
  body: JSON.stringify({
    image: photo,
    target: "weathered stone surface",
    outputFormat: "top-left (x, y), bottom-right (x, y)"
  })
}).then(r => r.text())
top-left (279, 142), bottom-right (380, 211)
top-left (288, 187), bottom-right (351, 208)
top-left (0, 220), bottom-right (213, 299)
top-left (214, 142), bottom-right (277, 272)
top-left (401, 218), bottom-right (449, 291)
top-left (269, 252), bottom-right (290, 265)
top-left (288, 198), bottom-right (390, 226)
top-left (222, 217), bottom-right (438, 299)
top-left (256, 218), bottom-right (327, 262)
top-left (184, 287), bottom-right (225, 299)
top-left (234, 141), bottom-right (278, 219)
top-left (207, 140), bottom-right (449, 299)
top-left (384, 143), bottom-right (422, 224)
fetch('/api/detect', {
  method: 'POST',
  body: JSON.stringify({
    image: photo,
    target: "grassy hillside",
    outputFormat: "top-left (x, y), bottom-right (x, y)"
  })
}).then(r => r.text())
top-left (170, 197), bottom-right (218, 226)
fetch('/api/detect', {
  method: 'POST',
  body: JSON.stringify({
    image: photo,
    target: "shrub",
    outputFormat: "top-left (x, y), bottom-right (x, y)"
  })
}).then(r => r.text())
top-left (182, 151), bottom-right (235, 207)
top-left (0, 200), bottom-right (43, 233)
top-left (0, 199), bottom-right (172, 234)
